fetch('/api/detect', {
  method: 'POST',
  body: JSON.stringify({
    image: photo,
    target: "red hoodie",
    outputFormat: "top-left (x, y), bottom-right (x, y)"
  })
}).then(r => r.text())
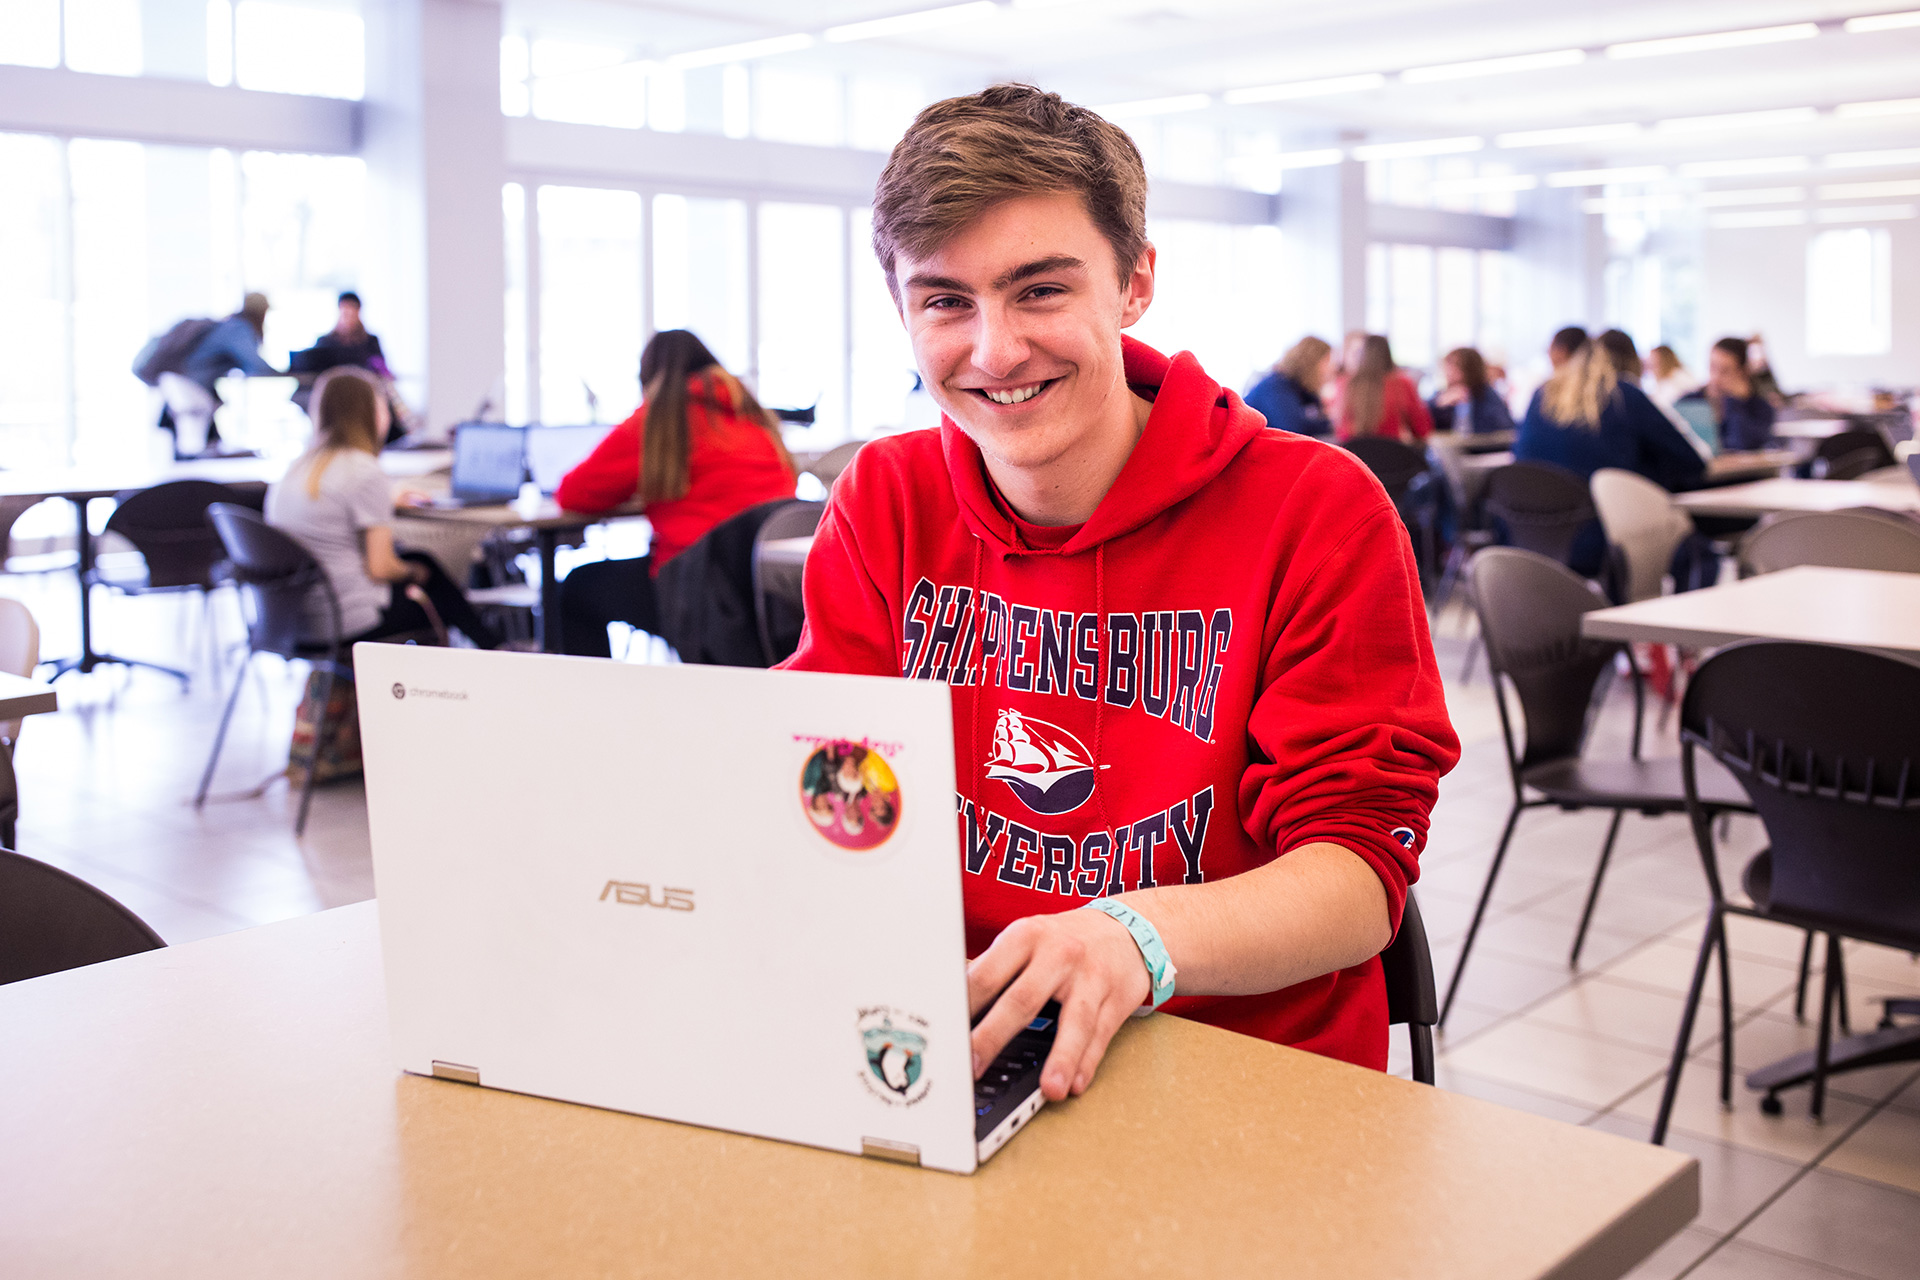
top-left (783, 337), bottom-right (1458, 1069)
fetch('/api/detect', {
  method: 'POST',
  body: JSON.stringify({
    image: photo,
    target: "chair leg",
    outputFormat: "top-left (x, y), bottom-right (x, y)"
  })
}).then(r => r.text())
top-left (1440, 802), bottom-right (1523, 1026)
top-left (1812, 933), bottom-right (1842, 1121)
top-left (1653, 905), bottom-right (1721, 1145)
top-left (1716, 913), bottom-right (1736, 1106)
top-left (1459, 633), bottom-right (1482, 684)
top-left (1833, 939), bottom-right (1851, 1037)
top-left (1570, 809), bottom-right (1625, 968)
top-left (1409, 1025), bottom-right (1435, 1087)
top-left (294, 665), bottom-right (334, 837)
top-left (1794, 930), bottom-right (1815, 1022)
top-left (195, 652), bottom-right (253, 808)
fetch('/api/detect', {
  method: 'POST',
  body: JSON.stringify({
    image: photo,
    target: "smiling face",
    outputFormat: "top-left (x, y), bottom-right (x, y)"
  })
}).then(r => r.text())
top-left (895, 192), bottom-right (1155, 485)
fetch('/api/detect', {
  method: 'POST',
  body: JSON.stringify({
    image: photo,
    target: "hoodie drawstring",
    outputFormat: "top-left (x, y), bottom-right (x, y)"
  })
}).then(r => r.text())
top-left (1092, 543), bottom-right (1116, 877)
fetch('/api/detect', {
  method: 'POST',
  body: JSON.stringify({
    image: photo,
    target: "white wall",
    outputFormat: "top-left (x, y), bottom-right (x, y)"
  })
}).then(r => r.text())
top-left (1702, 217), bottom-right (1920, 393)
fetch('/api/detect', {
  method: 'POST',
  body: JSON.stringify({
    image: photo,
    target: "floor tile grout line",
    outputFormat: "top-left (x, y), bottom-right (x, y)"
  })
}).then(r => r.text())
top-left (1669, 1065), bottom-right (1920, 1279)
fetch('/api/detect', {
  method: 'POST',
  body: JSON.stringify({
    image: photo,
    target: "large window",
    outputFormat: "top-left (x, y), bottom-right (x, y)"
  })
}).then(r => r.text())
top-left (1806, 228), bottom-right (1893, 356)
top-left (1367, 243), bottom-right (1517, 373)
top-left (758, 203), bottom-right (847, 443)
top-left (538, 185), bottom-right (643, 425)
top-left (653, 195), bottom-right (750, 375)
top-left (1129, 220), bottom-right (1288, 396)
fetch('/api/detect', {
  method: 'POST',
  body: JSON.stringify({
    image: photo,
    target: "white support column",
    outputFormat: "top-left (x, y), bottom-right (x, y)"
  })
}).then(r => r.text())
top-left (362, 0), bottom-right (506, 437)
top-left (1278, 153), bottom-right (1368, 343)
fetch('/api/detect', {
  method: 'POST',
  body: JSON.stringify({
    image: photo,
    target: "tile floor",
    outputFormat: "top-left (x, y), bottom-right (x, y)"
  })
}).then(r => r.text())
top-left (6, 570), bottom-right (1919, 1279)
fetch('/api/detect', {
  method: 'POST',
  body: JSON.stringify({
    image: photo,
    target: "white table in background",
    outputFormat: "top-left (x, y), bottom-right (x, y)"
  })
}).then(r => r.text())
top-left (1674, 473), bottom-right (1920, 521)
top-left (1581, 565), bottom-right (1920, 660)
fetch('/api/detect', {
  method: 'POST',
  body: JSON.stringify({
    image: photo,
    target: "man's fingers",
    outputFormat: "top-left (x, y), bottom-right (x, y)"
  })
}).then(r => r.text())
top-left (1068, 996), bottom-right (1137, 1095)
top-left (968, 965), bottom-right (1062, 1077)
top-left (1038, 990), bottom-right (1106, 1102)
top-left (966, 925), bottom-right (1036, 1020)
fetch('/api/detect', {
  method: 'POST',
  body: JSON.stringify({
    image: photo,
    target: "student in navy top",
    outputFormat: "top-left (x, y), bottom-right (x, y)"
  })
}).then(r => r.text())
top-left (1244, 336), bottom-right (1332, 437)
top-left (1427, 347), bottom-right (1514, 436)
top-left (1703, 336), bottom-right (1776, 452)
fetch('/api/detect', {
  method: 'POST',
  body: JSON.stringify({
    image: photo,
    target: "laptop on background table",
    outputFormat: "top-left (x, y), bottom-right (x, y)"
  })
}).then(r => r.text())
top-left (525, 424), bottom-right (607, 495)
top-left (429, 422), bottom-right (526, 507)
top-left (356, 646), bottom-right (1057, 1174)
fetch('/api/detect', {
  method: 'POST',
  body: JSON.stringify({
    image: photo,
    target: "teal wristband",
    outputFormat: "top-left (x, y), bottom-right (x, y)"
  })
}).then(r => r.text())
top-left (1082, 898), bottom-right (1178, 1009)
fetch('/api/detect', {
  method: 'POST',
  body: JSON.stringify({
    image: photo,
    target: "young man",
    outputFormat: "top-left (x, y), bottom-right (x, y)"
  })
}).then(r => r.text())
top-left (782, 84), bottom-right (1458, 1102)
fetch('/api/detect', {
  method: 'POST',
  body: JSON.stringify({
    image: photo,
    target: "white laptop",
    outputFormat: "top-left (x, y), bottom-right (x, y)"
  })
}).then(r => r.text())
top-left (356, 644), bottom-right (1059, 1175)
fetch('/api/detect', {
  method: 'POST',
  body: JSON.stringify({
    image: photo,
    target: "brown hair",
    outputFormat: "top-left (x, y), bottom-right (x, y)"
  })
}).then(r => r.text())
top-left (1541, 337), bottom-right (1619, 430)
top-left (302, 367), bottom-right (383, 497)
top-left (1443, 347), bottom-right (1491, 397)
top-left (1341, 334), bottom-right (1396, 438)
top-left (1649, 344), bottom-right (1682, 379)
top-left (635, 329), bottom-right (792, 505)
top-left (1277, 336), bottom-right (1332, 390)
top-left (870, 83), bottom-right (1149, 299)
top-left (1597, 329), bottom-right (1642, 382)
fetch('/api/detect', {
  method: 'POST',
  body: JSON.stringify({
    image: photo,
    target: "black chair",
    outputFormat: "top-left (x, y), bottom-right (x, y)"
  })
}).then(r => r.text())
top-left (1439, 549), bottom-right (1753, 1024)
top-left (1427, 435), bottom-right (1496, 624)
top-left (0, 848), bottom-right (165, 984)
top-left (1738, 509), bottom-right (1920, 576)
top-left (196, 503), bottom-right (354, 836)
top-left (1653, 642), bottom-right (1920, 1144)
top-left (86, 480), bottom-right (266, 686)
top-left (1344, 437), bottom-right (1439, 586)
top-left (1383, 893), bottom-right (1439, 1085)
top-left (1483, 461), bottom-right (1597, 567)
top-left (752, 500), bottom-right (826, 666)
top-left (1810, 429), bottom-right (1895, 481)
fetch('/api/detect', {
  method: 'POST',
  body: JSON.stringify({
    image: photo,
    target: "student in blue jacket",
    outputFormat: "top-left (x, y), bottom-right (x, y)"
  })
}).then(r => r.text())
top-left (1427, 346), bottom-right (1514, 436)
top-left (1244, 336), bottom-right (1333, 437)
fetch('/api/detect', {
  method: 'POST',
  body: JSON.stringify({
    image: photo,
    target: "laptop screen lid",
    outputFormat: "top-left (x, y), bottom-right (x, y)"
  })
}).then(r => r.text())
top-left (525, 424), bottom-right (607, 494)
top-left (356, 646), bottom-right (979, 1173)
top-left (450, 423), bottom-right (526, 501)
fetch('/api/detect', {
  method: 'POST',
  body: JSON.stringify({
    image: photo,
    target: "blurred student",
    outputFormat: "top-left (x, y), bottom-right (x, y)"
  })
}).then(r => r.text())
top-left (267, 368), bottom-right (502, 649)
top-left (1645, 345), bottom-right (1699, 408)
top-left (1547, 325), bottom-right (1588, 371)
top-left (1746, 334), bottom-right (1785, 407)
top-left (1693, 336), bottom-right (1776, 452)
top-left (553, 329), bottom-right (797, 658)
top-left (1427, 347), bottom-right (1513, 436)
top-left (314, 291), bottom-right (389, 376)
top-left (1331, 334), bottom-right (1431, 442)
top-left (156, 292), bottom-right (279, 459)
top-left (1244, 336), bottom-right (1333, 437)
top-left (1600, 330), bottom-right (1711, 460)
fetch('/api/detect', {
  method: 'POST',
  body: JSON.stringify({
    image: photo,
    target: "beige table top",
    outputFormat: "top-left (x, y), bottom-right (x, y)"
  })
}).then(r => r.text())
top-left (0, 902), bottom-right (1696, 1280)
top-left (1582, 565), bottom-right (1920, 656)
top-left (1675, 474), bottom-right (1920, 519)
top-left (0, 448), bottom-right (451, 502)
top-left (0, 670), bottom-right (57, 720)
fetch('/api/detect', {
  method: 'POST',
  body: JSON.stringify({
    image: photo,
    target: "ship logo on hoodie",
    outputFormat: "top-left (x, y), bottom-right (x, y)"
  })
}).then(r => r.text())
top-left (985, 710), bottom-right (1099, 816)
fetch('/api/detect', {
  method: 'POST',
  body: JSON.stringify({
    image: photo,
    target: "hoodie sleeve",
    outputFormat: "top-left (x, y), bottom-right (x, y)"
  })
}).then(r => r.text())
top-left (554, 415), bottom-right (639, 515)
top-left (1239, 482), bottom-right (1460, 935)
top-left (779, 449), bottom-right (902, 678)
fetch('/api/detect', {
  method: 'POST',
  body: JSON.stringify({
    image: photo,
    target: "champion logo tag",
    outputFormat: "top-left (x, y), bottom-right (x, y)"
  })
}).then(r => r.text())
top-left (1390, 827), bottom-right (1418, 850)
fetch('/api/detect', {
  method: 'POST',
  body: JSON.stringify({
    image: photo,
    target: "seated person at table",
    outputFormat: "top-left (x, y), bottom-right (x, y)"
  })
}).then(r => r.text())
top-left (1331, 334), bottom-right (1432, 442)
top-left (1598, 329), bottom-right (1712, 460)
top-left (267, 368), bottom-right (503, 649)
top-left (1427, 346), bottom-right (1513, 436)
top-left (1684, 336), bottom-right (1776, 453)
top-left (1243, 336), bottom-right (1332, 437)
top-left (782, 84), bottom-right (1459, 1099)
top-left (1645, 343), bottom-right (1699, 409)
top-left (553, 329), bottom-right (797, 658)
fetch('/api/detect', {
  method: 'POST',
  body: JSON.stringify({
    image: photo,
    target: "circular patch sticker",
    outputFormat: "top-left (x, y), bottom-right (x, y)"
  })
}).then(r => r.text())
top-left (799, 740), bottom-right (902, 851)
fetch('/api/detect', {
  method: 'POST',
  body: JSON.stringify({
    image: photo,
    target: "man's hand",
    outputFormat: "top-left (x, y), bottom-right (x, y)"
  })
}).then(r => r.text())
top-left (966, 908), bottom-right (1151, 1102)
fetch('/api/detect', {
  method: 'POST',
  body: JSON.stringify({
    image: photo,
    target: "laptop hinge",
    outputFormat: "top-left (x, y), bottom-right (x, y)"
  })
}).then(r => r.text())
top-left (861, 1137), bottom-right (921, 1166)
top-left (431, 1060), bottom-right (481, 1085)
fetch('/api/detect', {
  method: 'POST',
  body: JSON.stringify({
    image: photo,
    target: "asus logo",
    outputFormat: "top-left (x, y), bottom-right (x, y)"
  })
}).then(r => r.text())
top-left (600, 880), bottom-right (695, 911)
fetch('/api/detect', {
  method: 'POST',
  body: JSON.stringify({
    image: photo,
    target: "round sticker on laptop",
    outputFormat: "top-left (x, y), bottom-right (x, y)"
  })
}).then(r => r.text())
top-left (799, 740), bottom-right (902, 851)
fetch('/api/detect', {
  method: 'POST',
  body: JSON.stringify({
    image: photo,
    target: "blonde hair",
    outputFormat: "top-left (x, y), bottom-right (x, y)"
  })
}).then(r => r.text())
top-left (1540, 340), bottom-right (1619, 430)
top-left (301, 367), bottom-right (384, 497)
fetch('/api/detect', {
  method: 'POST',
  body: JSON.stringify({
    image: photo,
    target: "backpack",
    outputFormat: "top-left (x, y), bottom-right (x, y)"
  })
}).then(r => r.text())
top-left (132, 318), bottom-right (218, 386)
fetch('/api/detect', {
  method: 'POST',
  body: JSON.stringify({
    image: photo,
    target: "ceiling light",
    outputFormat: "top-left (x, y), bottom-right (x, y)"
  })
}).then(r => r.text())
top-left (1401, 49), bottom-right (1584, 83)
top-left (1708, 210), bottom-right (1808, 228)
top-left (1843, 10), bottom-right (1920, 32)
top-left (1350, 136), bottom-right (1484, 161)
top-left (1274, 148), bottom-right (1345, 169)
top-left (1221, 73), bottom-right (1386, 105)
top-left (1545, 165), bottom-right (1667, 187)
top-left (1826, 148), bottom-right (1920, 169)
top-left (1836, 98), bottom-right (1920, 119)
top-left (1697, 187), bottom-right (1805, 207)
top-left (1814, 203), bottom-right (1917, 222)
top-left (1607, 23), bottom-right (1819, 59)
top-left (1495, 123), bottom-right (1642, 149)
top-left (1093, 93), bottom-right (1211, 119)
top-left (1656, 107), bottom-right (1820, 132)
top-left (1677, 156), bottom-right (1809, 177)
top-left (1431, 174), bottom-right (1540, 194)
top-left (1818, 179), bottom-right (1920, 199)
top-left (824, 1), bottom-right (1000, 43)
top-left (667, 33), bottom-right (813, 69)
top-left (1584, 195), bottom-right (1681, 215)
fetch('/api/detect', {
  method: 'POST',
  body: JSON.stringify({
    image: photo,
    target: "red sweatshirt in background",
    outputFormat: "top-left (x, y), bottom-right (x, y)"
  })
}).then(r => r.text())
top-left (1333, 371), bottom-right (1434, 442)
top-left (782, 337), bottom-right (1459, 1070)
top-left (554, 375), bottom-right (796, 569)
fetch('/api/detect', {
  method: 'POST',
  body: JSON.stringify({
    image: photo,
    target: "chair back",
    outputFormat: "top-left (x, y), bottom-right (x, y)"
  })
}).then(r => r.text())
top-left (103, 480), bottom-right (258, 589)
top-left (1591, 469), bottom-right (1692, 604)
top-left (1381, 892), bottom-right (1437, 1085)
top-left (206, 503), bottom-right (341, 658)
top-left (753, 500), bottom-right (827, 665)
top-left (1682, 642), bottom-right (1920, 950)
top-left (1343, 437), bottom-right (1430, 501)
top-left (1484, 461), bottom-right (1596, 566)
top-left (0, 849), bottom-right (165, 984)
top-left (1739, 510), bottom-right (1920, 576)
top-left (1469, 547), bottom-right (1620, 773)
top-left (1812, 429), bottom-right (1894, 480)
top-left (806, 441), bottom-right (864, 489)
top-left (0, 597), bottom-right (39, 745)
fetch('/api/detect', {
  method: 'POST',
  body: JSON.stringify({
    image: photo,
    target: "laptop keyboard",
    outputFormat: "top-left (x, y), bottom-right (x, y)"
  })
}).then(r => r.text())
top-left (972, 1002), bottom-right (1059, 1143)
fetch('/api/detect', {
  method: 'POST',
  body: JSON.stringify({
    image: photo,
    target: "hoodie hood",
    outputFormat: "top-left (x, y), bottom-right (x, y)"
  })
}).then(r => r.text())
top-left (940, 335), bottom-right (1266, 557)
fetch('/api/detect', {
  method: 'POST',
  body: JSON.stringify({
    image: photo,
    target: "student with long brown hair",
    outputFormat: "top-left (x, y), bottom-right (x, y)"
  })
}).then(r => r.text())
top-left (554, 329), bottom-right (797, 657)
top-left (1426, 346), bottom-right (1513, 436)
top-left (266, 367), bottom-right (502, 647)
top-left (1330, 334), bottom-right (1431, 442)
